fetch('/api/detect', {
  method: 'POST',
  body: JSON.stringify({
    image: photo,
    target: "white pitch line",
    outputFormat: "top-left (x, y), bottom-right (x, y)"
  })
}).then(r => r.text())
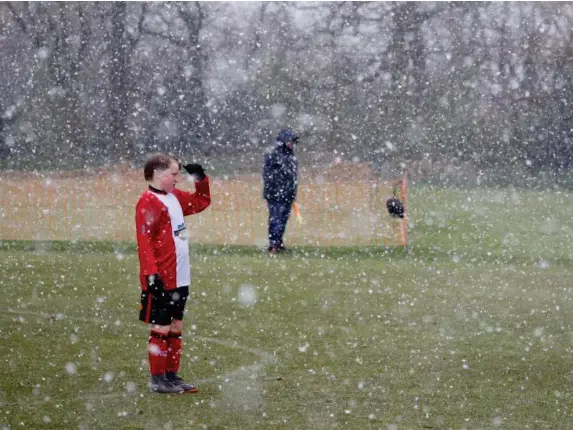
top-left (2, 308), bottom-right (275, 407)
top-left (4, 308), bottom-right (273, 361)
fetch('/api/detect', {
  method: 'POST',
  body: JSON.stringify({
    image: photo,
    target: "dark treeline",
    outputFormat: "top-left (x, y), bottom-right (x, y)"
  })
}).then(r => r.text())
top-left (1, 2), bottom-right (572, 185)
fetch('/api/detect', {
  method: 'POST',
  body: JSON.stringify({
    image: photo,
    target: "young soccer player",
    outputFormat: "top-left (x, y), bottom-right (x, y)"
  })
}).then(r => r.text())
top-left (135, 153), bottom-right (211, 393)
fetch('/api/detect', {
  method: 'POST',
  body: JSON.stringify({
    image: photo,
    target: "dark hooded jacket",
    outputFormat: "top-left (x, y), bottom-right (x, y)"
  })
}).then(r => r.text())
top-left (263, 137), bottom-right (298, 203)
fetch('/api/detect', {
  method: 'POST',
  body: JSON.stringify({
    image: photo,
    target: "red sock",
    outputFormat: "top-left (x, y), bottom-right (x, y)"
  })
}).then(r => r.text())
top-left (166, 331), bottom-right (182, 374)
top-left (148, 331), bottom-right (168, 376)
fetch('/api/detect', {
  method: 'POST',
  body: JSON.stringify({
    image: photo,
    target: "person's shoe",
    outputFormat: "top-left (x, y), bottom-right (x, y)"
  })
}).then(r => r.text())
top-left (268, 246), bottom-right (278, 255)
top-left (166, 372), bottom-right (199, 393)
top-left (149, 374), bottom-right (184, 394)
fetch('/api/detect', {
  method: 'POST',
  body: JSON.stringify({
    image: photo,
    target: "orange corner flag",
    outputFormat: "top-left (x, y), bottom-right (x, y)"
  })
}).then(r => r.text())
top-left (292, 202), bottom-right (303, 225)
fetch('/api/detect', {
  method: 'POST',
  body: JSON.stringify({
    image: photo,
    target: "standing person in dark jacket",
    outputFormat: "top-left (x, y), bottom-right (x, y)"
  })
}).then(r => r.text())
top-left (262, 129), bottom-right (299, 254)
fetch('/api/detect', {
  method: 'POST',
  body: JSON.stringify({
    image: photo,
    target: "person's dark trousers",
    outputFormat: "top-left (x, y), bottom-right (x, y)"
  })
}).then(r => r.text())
top-left (267, 200), bottom-right (292, 249)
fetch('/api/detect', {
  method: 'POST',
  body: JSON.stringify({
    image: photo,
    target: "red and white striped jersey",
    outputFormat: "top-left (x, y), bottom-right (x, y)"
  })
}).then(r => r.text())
top-left (135, 177), bottom-right (211, 291)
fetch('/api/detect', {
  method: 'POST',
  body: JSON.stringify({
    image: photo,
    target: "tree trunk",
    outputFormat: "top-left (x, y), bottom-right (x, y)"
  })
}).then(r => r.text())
top-left (109, 2), bottom-right (133, 161)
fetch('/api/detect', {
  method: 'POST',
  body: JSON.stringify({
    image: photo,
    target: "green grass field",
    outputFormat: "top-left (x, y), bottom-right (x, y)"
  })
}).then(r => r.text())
top-left (1, 185), bottom-right (572, 429)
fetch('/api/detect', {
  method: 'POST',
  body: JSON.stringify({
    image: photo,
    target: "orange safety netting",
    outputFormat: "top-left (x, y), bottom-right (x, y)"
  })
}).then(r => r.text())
top-left (0, 166), bottom-right (407, 247)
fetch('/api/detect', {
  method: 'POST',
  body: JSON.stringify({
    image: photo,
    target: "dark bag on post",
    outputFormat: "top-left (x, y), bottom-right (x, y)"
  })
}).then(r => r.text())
top-left (386, 191), bottom-right (404, 219)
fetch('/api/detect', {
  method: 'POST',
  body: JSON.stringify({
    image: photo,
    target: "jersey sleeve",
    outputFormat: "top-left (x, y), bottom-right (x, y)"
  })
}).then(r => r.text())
top-left (135, 195), bottom-right (159, 275)
top-left (173, 176), bottom-right (212, 216)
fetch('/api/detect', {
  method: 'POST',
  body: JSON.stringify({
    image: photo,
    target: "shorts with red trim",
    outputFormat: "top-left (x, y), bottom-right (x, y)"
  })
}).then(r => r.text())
top-left (139, 286), bottom-right (189, 326)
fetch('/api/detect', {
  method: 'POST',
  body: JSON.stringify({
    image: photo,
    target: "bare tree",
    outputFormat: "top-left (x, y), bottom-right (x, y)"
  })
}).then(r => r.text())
top-left (136, 1), bottom-right (213, 152)
top-left (2, 2), bottom-right (98, 165)
top-left (106, 2), bottom-right (146, 160)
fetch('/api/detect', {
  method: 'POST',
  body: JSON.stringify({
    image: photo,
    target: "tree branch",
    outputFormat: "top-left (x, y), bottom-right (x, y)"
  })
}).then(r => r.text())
top-left (126, 3), bottom-right (147, 46)
top-left (4, 2), bottom-right (28, 33)
top-left (140, 27), bottom-right (187, 47)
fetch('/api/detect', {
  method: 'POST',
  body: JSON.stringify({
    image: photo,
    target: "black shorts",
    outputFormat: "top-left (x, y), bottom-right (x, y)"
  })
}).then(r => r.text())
top-left (139, 286), bottom-right (189, 326)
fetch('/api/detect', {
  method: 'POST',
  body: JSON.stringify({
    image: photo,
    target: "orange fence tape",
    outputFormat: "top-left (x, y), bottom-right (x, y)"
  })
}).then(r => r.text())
top-left (0, 169), bottom-right (407, 247)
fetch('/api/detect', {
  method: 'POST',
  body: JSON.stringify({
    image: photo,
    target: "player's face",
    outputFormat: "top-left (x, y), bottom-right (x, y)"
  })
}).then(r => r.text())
top-left (157, 161), bottom-right (180, 193)
top-left (173, 164), bottom-right (183, 187)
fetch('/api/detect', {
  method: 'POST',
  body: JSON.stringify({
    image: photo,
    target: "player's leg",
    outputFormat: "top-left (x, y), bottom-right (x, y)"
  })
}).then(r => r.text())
top-left (166, 317), bottom-right (183, 377)
top-left (275, 201), bottom-right (292, 251)
top-left (139, 290), bottom-right (184, 394)
top-left (165, 287), bottom-right (198, 393)
top-left (268, 200), bottom-right (281, 252)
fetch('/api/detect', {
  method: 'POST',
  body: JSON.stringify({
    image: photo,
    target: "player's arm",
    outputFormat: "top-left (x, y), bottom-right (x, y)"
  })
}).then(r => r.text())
top-left (263, 153), bottom-right (271, 181)
top-left (175, 164), bottom-right (211, 216)
top-left (263, 153), bottom-right (278, 199)
top-left (263, 152), bottom-right (277, 182)
top-left (135, 197), bottom-right (159, 275)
